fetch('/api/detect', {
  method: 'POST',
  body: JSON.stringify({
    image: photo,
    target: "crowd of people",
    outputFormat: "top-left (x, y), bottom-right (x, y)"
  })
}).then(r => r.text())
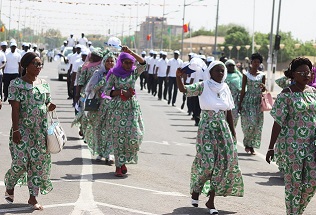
top-left (1, 35), bottom-right (316, 214)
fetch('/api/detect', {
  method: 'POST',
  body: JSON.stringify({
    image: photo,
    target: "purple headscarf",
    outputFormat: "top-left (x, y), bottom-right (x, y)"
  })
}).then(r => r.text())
top-left (111, 52), bottom-right (136, 78)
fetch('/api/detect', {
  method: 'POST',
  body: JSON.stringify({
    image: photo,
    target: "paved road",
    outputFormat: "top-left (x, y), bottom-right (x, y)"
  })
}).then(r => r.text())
top-left (0, 61), bottom-right (316, 214)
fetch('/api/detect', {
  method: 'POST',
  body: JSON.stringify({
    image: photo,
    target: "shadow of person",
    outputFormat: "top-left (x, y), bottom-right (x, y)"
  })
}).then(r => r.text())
top-left (162, 206), bottom-right (237, 215)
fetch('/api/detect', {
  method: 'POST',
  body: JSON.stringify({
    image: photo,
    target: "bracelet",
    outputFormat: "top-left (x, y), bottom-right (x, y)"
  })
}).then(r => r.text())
top-left (268, 148), bottom-right (274, 152)
top-left (12, 129), bottom-right (19, 133)
top-left (120, 89), bottom-right (123, 96)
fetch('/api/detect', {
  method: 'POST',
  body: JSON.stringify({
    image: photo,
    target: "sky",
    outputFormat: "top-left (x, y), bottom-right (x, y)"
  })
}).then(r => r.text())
top-left (1, 0), bottom-right (315, 43)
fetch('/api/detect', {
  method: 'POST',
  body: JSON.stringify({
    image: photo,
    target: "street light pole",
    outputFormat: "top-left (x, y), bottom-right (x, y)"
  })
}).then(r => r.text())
top-left (214, 0), bottom-right (219, 59)
top-left (267, 0), bottom-right (275, 92)
top-left (160, 0), bottom-right (165, 50)
top-left (181, 0), bottom-right (186, 59)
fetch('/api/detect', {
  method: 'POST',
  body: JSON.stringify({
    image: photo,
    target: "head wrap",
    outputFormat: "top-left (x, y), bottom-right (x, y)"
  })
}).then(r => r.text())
top-left (81, 50), bottom-right (103, 71)
top-left (203, 60), bottom-right (227, 83)
top-left (110, 52), bottom-right (136, 79)
top-left (225, 59), bottom-right (238, 72)
top-left (91, 48), bottom-right (105, 58)
top-left (20, 52), bottom-right (38, 76)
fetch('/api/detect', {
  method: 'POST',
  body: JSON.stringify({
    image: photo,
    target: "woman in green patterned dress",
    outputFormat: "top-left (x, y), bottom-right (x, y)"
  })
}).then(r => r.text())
top-left (4, 52), bottom-right (56, 210)
top-left (266, 57), bottom-right (316, 215)
top-left (74, 49), bottom-right (103, 139)
top-left (225, 59), bottom-right (243, 127)
top-left (238, 53), bottom-right (266, 155)
top-left (275, 68), bottom-right (293, 89)
top-left (84, 51), bottom-right (116, 163)
top-left (177, 61), bottom-right (244, 215)
top-left (104, 46), bottom-right (146, 177)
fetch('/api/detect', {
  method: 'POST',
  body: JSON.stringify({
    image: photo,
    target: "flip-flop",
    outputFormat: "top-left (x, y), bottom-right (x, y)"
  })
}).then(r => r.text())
top-left (209, 208), bottom-right (218, 214)
top-left (29, 203), bottom-right (43, 210)
top-left (191, 198), bottom-right (199, 207)
top-left (4, 191), bottom-right (14, 204)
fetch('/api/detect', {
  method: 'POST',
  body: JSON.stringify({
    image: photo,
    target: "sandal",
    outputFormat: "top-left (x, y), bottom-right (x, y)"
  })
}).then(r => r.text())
top-left (4, 191), bottom-right (14, 204)
top-left (191, 198), bottom-right (199, 207)
top-left (115, 167), bottom-right (123, 177)
top-left (29, 203), bottom-right (43, 210)
top-left (209, 208), bottom-right (218, 214)
top-left (245, 146), bottom-right (250, 153)
top-left (121, 164), bottom-right (127, 174)
top-left (250, 147), bottom-right (256, 155)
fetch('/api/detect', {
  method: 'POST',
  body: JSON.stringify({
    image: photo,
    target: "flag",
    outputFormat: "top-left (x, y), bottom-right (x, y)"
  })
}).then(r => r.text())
top-left (183, 23), bottom-right (190, 33)
top-left (146, 34), bottom-right (151, 41)
top-left (0, 25), bottom-right (5, 32)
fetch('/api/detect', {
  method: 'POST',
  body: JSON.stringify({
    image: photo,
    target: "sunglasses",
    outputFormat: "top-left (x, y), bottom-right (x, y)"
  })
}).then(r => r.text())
top-left (295, 70), bottom-right (312, 77)
top-left (32, 62), bottom-right (44, 68)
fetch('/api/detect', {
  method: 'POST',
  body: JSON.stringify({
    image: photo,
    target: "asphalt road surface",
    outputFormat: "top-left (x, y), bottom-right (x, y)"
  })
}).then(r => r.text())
top-left (0, 61), bottom-right (316, 215)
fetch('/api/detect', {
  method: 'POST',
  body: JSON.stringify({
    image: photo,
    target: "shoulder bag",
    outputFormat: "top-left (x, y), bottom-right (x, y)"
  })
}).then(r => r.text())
top-left (261, 91), bottom-right (274, 111)
top-left (47, 110), bottom-right (67, 154)
top-left (84, 94), bottom-right (100, 111)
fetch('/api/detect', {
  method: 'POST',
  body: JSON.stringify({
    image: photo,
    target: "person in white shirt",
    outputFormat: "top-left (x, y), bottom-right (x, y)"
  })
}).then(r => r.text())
top-left (1, 41), bottom-right (8, 54)
top-left (155, 51), bottom-right (168, 100)
top-left (88, 41), bottom-right (94, 52)
top-left (167, 50), bottom-right (183, 106)
top-left (60, 41), bottom-right (67, 52)
top-left (67, 34), bottom-right (76, 47)
top-left (32, 44), bottom-right (40, 57)
top-left (3, 43), bottom-right (21, 101)
top-left (67, 45), bottom-right (81, 99)
top-left (0, 50), bottom-right (6, 101)
top-left (147, 51), bottom-right (158, 95)
top-left (20, 43), bottom-right (30, 58)
top-left (78, 33), bottom-right (88, 47)
top-left (139, 51), bottom-right (148, 90)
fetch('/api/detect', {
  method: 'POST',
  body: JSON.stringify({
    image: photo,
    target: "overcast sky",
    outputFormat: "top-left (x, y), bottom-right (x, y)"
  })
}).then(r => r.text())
top-left (1, 0), bottom-right (315, 42)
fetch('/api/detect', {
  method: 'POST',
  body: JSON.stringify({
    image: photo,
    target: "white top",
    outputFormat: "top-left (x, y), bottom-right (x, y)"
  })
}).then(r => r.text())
top-left (4, 52), bottom-right (21, 74)
top-left (0, 51), bottom-right (6, 75)
top-left (73, 59), bottom-right (84, 86)
top-left (70, 53), bottom-right (81, 72)
top-left (191, 70), bottom-right (203, 83)
top-left (167, 58), bottom-right (183, 77)
top-left (78, 37), bottom-right (88, 47)
top-left (60, 45), bottom-right (65, 52)
top-left (198, 80), bottom-right (234, 112)
top-left (148, 57), bottom-right (158, 74)
top-left (156, 58), bottom-right (168, 77)
top-left (67, 37), bottom-right (76, 47)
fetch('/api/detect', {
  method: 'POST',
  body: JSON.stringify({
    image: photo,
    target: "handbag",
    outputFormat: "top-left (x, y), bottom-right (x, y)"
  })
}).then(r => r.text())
top-left (120, 88), bottom-right (135, 101)
top-left (261, 92), bottom-right (274, 111)
top-left (84, 94), bottom-right (100, 111)
top-left (47, 110), bottom-right (67, 154)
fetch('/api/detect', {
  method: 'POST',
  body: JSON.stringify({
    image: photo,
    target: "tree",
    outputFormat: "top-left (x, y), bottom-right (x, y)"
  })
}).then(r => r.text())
top-left (44, 28), bottom-right (63, 49)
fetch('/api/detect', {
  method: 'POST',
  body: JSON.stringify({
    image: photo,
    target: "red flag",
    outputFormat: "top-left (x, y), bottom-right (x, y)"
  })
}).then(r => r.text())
top-left (183, 23), bottom-right (189, 33)
top-left (146, 34), bottom-right (151, 41)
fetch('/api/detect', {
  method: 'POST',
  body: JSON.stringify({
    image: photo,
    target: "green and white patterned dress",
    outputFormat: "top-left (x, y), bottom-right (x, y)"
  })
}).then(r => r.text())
top-left (271, 90), bottom-right (316, 215)
top-left (4, 78), bottom-right (53, 196)
top-left (225, 71), bottom-right (242, 127)
top-left (186, 82), bottom-right (244, 197)
top-left (240, 71), bottom-right (264, 149)
top-left (104, 64), bottom-right (146, 167)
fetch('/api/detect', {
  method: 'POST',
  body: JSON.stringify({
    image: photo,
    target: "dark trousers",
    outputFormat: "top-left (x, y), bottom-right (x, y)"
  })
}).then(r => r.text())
top-left (152, 76), bottom-right (158, 96)
top-left (192, 96), bottom-right (201, 124)
top-left (3, 73), bottom-right (19, 100)
top-left (0, 74), bottom-right (2, 100)
top-left (140, 71), bottom-right (147, 90)
top-left (158, 77), bottom-right (167, 100)
top-left (168, 77), bottom-right (178, 105)
top-left (67, 71), bottom-right (73, 98)
top-left (147, 74), bottom-right (154, 94)
top-left (185, 83), bottom-right (193, 114)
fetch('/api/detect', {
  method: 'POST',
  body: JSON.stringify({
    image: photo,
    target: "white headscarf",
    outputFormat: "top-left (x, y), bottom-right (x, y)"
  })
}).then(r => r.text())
top-left (199, 60), bottom-right (234, 112)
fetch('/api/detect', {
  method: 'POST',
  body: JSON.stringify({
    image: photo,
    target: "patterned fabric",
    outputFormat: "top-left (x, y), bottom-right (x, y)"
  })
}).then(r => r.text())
top-left (85, 76), bottom-right (112, 158)
top-left (240, 73), bottom-right (264, 148)
top-left (275, 76), bottom-right (291, 89)
top-left (271, 92), bottom-right (316, 214)
top-left (186, 83), bottom-right (244, 197)
top-left (73, 64), bottom-right (101, 136)
top-left (225, 71), bottom-right (242, 127)
top-left (4, 78), bottom-right (53, 196)
top-left (104, 64), bottom-right (146, 167)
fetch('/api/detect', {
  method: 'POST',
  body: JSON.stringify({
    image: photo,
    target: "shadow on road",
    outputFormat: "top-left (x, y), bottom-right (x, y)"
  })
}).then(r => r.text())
top-left (162, 207), bottom-right (237, 215)
top-left (0, 203), bottom-right (33, 214)
top-left (243, 171), bottom-right (284, 186)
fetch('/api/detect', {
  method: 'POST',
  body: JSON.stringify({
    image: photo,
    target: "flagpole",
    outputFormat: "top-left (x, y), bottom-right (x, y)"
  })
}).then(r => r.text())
top-left (189, 23), bottom-right (192, 52)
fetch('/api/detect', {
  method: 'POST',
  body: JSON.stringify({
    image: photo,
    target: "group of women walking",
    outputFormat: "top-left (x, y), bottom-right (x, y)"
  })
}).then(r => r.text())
top-left (3, 46), bottom-right (316, 214)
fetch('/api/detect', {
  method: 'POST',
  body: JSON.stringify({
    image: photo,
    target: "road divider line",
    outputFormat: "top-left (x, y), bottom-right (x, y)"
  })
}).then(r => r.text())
top-left (96, 202), bottom-right (158, 215)
top-left (70, 140), bottom-right (104, 215)
top-left (95, 180), bottom-right (186, 197)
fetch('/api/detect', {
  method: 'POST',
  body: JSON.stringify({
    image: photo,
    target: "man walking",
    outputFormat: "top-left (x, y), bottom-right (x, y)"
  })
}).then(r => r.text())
top-left (155, 51), bottom-right (168, 100)
top-left (166, 50), bottom-right (183, 106)
top-left (3, 42), bottom-right (21, 102)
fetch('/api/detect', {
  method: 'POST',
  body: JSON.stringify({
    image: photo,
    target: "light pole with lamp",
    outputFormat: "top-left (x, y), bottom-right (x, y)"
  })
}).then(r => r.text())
top-left (245, 45), bottom-right (250, 57)
top-left (228, 45), bottom-right (233, 59)
top-left (279, 43), bottom-right (285, 62)
top-left (236, 45), bottom-right (241, 61)
top-left (255, 44), bottom-right (261, 51)
top-left (181, 0), bottom-right (204, 59)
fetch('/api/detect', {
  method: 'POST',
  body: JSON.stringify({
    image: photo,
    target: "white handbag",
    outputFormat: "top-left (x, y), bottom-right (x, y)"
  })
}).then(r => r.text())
top-left (47, 110), bottom-right (67, 154)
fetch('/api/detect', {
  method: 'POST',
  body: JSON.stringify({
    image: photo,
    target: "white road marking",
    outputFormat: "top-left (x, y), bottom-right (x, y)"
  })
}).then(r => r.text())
top-left (70, 140), bottom-right (104, 215)
top-left (95, 180), bottom-right (186, 197)
top-left (96, 202), bottom-right (158, 215)
top-left (143, 140), bottom-right (170, 145)
top-left (0, 131), bottom-right (10, 137)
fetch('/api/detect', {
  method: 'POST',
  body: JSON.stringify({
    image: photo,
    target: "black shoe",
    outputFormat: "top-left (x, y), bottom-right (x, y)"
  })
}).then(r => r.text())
top-left (172, 103), bottom-right (176, 107)
top-left (140, 87), bottom-right (143, 90)
top-left (153, 92), bottom-right (157, 96)
top-left (181, 103), bottom-right (185, 109)
top-left (164, 97), bottom-right (167, 100)
top-left (158, 98), bottom-right (162, 100)
top-left (168, 100), bottom-right (171, 105)
top-left (3, 97), bottom-right (7, 102)
top-left (67, 97), bottom-right (73, 100)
